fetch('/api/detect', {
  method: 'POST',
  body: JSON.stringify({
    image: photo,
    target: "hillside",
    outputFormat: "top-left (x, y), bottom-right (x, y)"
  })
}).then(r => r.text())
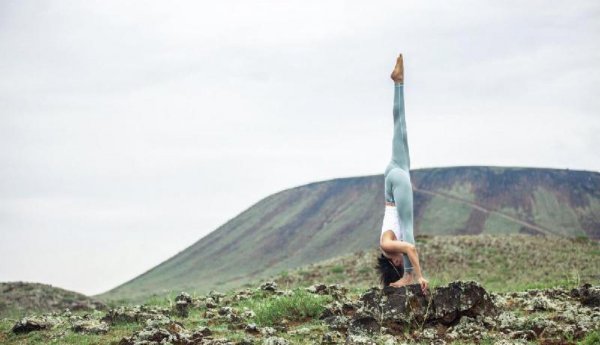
top-left (95, 166), bottom-right (600, 302)
top-left (267, 234), bottom-right (600, 293)
top-left (0, 282), bottom-right (106, 319)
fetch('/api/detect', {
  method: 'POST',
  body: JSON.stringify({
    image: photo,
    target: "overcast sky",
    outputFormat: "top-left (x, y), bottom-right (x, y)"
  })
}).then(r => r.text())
top-left (1, 1), bottom-right (598, 296)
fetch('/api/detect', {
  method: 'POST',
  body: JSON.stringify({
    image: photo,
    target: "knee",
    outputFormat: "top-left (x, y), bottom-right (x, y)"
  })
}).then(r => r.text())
top-left (406, 243), bottom-right (416, 253)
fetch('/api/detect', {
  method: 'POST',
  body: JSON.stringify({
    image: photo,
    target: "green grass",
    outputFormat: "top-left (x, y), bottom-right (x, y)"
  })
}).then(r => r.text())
top-left (239, 289), bottom-right (332, 326)
top-left (330, 266), bottom-right (344, 274)
top-left (579, 330), bottom-right (600, 345)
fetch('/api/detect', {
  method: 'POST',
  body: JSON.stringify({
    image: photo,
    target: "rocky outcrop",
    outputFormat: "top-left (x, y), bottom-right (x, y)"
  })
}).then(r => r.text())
top-left (318, 281), bottom-right (600, 344)
top-left (11, 315), bottom-right (61, 334)
top-left (6, 281), bottom-right (599, 344)
top-left (71, 318), bottom-right (109, 334)
top-left (118, 315), bottom-right (208, 345)
top-left (571, 283), bottom-right (600, 307)
top-left (346, 281), bottom-right (498, 335)
top-left (174, 292), bottom-right (193, 318)
top-left (101, 305), bottom-right (171, 324)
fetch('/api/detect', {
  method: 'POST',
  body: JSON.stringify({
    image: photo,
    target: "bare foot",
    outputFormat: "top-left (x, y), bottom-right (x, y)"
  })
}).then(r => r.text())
top-left (389, 273), bottom-right (413, 288)
top-left (390, 54), bottom-right (404, 83)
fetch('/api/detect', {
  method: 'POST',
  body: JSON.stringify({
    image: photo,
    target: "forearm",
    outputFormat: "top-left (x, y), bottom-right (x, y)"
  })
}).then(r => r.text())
top-left (405, 247), bottom-right (424, 279)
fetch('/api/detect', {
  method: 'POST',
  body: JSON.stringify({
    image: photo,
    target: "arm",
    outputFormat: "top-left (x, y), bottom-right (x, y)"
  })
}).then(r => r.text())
top-left (380, 239), bottom-right (426, 281)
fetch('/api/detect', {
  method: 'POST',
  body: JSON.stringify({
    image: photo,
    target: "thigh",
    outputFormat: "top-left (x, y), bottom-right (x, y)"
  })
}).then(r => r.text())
top-left (384, 173), bottom-right (395, 203)
top-left (390, 169), bottom-right (413, 227)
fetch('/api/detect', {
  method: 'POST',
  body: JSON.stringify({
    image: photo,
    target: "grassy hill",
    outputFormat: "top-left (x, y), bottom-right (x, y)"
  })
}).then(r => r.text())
top-left (0, 282), bottom-right (106, 319)
top-left (94, 166), bottom-right (600, 303)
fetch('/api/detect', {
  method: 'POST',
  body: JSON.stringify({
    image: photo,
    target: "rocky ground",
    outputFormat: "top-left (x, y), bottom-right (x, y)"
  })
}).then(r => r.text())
top-left (1, 279), bottom-right (599, 344)
top-left (2, 235), bottom-right (598, 344)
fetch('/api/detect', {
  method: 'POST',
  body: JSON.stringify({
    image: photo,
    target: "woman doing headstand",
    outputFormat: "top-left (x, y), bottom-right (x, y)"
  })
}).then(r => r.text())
top-left (377, 54), bottom-right (429, 294)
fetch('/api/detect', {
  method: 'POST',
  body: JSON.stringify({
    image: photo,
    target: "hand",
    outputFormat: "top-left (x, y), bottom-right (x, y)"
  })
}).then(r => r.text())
top-left (417, 276), bottom-right (429, 295)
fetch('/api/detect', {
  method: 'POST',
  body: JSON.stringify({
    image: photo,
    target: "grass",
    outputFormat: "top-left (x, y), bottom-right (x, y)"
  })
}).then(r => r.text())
top-left (579, 330), bottom-right (600, 345)
top-left (330, 266), bottom-right (344, 274)
top-left (239, 288), bottom-right (332, 326)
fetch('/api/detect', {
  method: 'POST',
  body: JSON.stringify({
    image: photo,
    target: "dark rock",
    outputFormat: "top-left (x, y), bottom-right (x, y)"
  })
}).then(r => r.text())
top-left (12, 315), bottom-right (58, 334)
top-left (174, 292), bottom-right (193, 318)
top-left (348, 315), bottom-right (380, 336)
top-left (307, 283), bottom-right (348, 300)
top-left (118, 315), bottom-right (204, 345)
top-left (349, 281), bottom-right (498, 335)
top-left (245, 322), bottom-right (259, 334)
top-left (195, 326), bottom-right (212, 336)
top-left (260, 281), bottom-right (278, 292)
top-left (323, 315), bottom-right (350, 332)
top-left (570, 283), bottom-right (600, 307)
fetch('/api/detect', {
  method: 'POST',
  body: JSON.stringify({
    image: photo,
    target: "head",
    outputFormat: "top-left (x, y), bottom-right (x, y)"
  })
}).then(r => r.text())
top-left (376, 252), bottom-right (404, 286)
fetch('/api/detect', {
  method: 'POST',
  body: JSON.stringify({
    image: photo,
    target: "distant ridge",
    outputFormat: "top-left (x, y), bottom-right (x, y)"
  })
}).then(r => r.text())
top-left (94, 166), bottom-right (600, 302)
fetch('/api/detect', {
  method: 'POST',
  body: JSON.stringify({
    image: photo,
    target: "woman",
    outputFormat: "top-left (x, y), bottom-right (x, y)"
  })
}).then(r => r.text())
top-left (377, 54), bottom-right (429, 295)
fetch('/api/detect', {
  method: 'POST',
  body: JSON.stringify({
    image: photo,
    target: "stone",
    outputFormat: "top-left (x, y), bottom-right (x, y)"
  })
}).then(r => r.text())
top-left (174, 292), bottom-right (193, 318)
top-left (323, 315), bottom-right (350, 332)
top-left (260, 281), bottom-right (278, 292)
top-left (570, 283), bottom-right (600, 307)
top-left (262, 336), bottom-right (289, 345)
top-left (71, 318), bottom-right (109, 334)
top-left (321, 330), bottom-right (344, 344)
top-left (260, 326), bottom-right (277, 336)
top-left (12, 315), bottom-right (59, 334)
top-left (350, 281), bottom-right (497, 336)
top-left (102, 305), bottom-right (171, 324)
top-left (205, 297), bottom-right (218, 308)
top-left (345, 334), bottom-right (376, 345)
top-left (245, 323), bottom-right (259, 334)
top-left (118, 314), bottom-right (203, 345)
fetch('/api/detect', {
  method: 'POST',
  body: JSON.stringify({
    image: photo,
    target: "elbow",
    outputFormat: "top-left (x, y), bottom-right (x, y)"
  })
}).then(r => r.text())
top-left (380, 240), bottom-right (391, 253)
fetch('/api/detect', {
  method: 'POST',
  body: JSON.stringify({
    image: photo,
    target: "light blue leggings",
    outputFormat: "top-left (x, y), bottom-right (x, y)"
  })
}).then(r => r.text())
top-left (383, 83), bottom-right (415, 273)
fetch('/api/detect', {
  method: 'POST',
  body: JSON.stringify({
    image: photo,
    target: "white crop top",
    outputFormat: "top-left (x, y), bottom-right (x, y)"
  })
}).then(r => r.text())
top-left (380, 205), bottom-right (403, 243)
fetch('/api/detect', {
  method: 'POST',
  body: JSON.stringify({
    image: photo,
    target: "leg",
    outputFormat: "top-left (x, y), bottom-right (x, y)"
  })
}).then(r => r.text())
top-left (390, 168), bottom-right (415, 273)
top-left (391, 83), bottom-right (411, 171)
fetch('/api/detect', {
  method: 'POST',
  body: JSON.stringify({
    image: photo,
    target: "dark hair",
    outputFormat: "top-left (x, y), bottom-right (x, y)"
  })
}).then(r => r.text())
top-left (376, 253), bottom-right (404, 286)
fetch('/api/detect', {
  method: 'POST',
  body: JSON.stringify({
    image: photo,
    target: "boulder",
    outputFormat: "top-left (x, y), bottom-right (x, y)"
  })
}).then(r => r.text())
top-left (571, 283), bottom-right (600, 307)
top-left (174, 292), bottom-right (193, 318)
top-left (12, 315), bottom-right (59, 334)
top-left (71, 318), bottom-right (110, 334)
top-left (259, 281), bottom-right (278, 292)
top-left (349, 281), bottom-right (498, 335)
